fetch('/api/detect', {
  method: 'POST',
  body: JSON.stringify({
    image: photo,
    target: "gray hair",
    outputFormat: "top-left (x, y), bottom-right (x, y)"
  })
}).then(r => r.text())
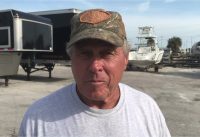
top-left (66, 44), bottom-right (73, 58)
top-left (123, 40), bottom-right (131, 55)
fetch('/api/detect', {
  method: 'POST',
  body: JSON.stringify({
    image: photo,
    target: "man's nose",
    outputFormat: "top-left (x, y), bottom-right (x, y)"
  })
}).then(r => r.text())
top-left (89, 58), bottom-right (103, 72)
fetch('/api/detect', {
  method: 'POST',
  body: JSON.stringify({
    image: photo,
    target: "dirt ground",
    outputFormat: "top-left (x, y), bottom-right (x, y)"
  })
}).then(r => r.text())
top-left (0, 65), bottom-right (199, 137)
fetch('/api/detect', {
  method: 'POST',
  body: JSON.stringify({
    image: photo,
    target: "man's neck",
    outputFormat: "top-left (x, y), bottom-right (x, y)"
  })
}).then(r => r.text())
top-left (76, 87), bottom-right (120, 109)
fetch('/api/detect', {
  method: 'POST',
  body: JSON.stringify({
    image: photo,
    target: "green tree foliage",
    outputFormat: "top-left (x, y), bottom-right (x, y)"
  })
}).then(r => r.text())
top-left (167, 36), bottom-right (182, 53)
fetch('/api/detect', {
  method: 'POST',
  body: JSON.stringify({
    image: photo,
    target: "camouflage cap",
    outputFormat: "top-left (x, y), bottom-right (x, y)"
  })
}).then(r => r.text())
top-left (67, 9), bottom-right (127, 49)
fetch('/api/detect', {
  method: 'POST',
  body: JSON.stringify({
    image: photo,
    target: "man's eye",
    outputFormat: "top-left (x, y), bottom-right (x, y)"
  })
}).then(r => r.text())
top-left (80, 51), bottom-right (88, 55)
top-left (79, 51), bottom-right (92, 57)
top-left (101, 51), bottom-right (115, 57)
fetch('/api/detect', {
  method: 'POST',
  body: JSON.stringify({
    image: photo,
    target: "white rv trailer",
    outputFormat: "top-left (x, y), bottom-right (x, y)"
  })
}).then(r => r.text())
top-left (0, 9), bottom-right (53, 86)
top-left (18, 9), bottom-right (80, 80)
top-left (128, 26), bottom-right (164, 72)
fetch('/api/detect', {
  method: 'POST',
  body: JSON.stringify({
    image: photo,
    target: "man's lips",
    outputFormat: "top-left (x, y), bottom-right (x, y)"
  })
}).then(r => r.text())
top-left (86, 80), bottom-right (106, 84)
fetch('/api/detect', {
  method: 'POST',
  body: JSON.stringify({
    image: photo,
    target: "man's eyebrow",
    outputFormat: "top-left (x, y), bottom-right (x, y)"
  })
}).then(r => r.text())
top-left (105, 46), bottom-right (117, 51)
top-left (74, 44), bottom-right (86, 50)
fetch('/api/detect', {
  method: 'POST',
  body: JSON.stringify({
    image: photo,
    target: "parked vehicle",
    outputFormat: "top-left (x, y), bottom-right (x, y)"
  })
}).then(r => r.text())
top-left (0, 9), bottom-right (53, 85)
top-left (20, 9), bottom-right (81, 80)
top-left (191, 41), bottom-right (200, 56)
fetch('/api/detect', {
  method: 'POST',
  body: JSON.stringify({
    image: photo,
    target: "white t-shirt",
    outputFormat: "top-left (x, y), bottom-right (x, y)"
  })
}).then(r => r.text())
top-left (19, 83), bottom-right (171, 137)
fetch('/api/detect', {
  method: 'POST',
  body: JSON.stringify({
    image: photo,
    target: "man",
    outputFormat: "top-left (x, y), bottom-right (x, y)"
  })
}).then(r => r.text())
top-left (19, 9), bottom-right (171, 137)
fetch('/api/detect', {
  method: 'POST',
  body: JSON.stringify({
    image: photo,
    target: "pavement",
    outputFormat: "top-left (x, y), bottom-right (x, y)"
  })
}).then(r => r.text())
top-left (0, 65), bottom-right (199, 137)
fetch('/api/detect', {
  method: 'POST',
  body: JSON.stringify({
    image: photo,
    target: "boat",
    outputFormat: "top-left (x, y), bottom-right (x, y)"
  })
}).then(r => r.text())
top-left (128, 26), bottom-right (164, 72)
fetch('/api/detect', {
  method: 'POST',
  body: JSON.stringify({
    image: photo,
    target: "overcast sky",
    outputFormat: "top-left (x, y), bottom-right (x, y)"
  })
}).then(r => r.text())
top-left (1, 0), bottom-right (200, 48)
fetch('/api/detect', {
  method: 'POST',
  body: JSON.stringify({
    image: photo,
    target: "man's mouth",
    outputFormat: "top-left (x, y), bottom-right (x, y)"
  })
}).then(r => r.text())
top-left (87, 80), bottom-right (105, 85)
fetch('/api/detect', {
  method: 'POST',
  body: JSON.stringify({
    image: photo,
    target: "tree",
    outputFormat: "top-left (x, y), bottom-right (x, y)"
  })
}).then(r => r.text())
top-left (167, 36), bottom-right (182, 53)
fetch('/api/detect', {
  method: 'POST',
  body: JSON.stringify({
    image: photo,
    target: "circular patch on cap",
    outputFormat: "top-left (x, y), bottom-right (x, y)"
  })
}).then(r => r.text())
top-left (80, 9), bottom-right (111, 24)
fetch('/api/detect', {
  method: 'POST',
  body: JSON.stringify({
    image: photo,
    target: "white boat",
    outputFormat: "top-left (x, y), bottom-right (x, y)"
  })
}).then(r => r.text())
top-left (128, 26), bottom-right (164, 72)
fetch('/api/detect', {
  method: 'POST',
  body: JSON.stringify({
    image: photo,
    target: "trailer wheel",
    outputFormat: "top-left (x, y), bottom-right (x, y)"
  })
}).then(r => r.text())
top-left (20, 63), bottom-right (32, 80)
top-left (44, 63), bottom-right (55, 78)
top-left (154, 66), bottom-right (159, 72)
top-left (5, 76), bottom-right (9, 86)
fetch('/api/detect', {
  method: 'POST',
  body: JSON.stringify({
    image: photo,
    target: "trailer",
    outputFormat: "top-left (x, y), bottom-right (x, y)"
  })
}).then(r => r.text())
top-left (19, 9), bottom-right (80, 80)
top-left (0, 52), bottom-right (21, 86)
top-left (0, 9), bottom-right (53, 86)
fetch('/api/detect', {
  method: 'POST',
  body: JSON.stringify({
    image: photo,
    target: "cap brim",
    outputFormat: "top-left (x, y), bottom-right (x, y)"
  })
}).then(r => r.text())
top-left (67, 28), bottom-right (124, 49)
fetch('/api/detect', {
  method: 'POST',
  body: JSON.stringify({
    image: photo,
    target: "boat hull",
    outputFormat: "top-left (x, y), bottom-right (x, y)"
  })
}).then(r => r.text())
top-left (128, 60), bottom-right (155, 69)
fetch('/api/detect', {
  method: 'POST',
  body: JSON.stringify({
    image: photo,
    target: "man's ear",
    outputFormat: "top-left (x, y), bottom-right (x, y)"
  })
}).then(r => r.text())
top-left (124, 53), bottom-right (129, 70)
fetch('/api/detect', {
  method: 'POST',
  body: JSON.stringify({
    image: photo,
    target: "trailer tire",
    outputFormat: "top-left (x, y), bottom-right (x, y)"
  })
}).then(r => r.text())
top-left (154, 66), bottom-right (159, 72)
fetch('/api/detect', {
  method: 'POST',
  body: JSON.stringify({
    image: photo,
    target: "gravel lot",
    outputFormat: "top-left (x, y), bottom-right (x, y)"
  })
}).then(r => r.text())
top-left (0, 66), bottom-right (199, 137)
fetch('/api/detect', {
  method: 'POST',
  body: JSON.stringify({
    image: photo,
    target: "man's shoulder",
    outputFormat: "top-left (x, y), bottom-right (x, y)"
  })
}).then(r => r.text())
top-left (120, 83), bottom-right (162, 118)
top-left (25, 83), bottom-right (75, 116)
top-left (119, 83), bottom-right (156, 105)
top-left (119, 83), bottom-right (150, 97)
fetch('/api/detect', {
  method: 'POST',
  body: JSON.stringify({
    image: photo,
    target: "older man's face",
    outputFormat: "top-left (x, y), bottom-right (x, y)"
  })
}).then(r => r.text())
top-left (71, 39), bottom-right (128, 107)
